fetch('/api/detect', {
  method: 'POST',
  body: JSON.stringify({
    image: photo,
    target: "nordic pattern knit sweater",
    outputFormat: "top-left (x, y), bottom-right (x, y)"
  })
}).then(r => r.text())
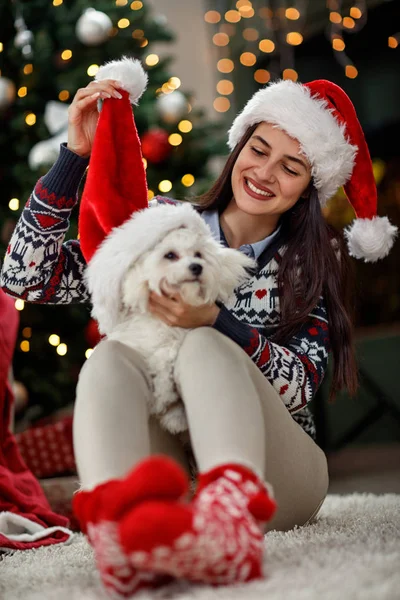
top-left (1, 145), bottom-right (331, 440)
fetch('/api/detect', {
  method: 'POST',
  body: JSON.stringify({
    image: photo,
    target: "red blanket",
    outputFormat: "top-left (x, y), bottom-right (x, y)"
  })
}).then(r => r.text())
top-left (0, 289), bottom-right (73, 551)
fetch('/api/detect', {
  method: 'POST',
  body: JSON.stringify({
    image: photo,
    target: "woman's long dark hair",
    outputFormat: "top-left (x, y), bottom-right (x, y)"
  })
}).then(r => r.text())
top-left (196, 124), bottom-right (358, 401)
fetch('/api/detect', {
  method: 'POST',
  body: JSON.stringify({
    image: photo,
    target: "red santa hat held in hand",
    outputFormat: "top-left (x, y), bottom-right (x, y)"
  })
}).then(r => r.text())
top-left (79, 56), bottom-right (149, 263)
top-left (229, 79), bottom-right (397, 262)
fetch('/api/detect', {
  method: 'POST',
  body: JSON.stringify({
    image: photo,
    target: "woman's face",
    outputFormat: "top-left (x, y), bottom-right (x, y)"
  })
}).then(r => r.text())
top-left (231, 122), bottom-right (312, 218)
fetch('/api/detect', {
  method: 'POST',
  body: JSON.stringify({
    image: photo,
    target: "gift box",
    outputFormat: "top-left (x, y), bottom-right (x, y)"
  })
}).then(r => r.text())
top-left (15, 415), bottom-right (76, 479)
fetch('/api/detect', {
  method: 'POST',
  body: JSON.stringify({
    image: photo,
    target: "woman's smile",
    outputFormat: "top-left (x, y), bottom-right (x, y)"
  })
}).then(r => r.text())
top-left (243, 176), bottom-right (276, 201)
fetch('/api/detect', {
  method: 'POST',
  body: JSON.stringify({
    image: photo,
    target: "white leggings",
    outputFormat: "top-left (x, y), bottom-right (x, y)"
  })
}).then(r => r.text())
top-left (73, 328), bottom-right (328, 531)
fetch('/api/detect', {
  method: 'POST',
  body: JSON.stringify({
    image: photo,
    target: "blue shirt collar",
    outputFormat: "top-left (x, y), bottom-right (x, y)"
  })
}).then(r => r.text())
top-left (201, 209), bottom-right (280, 260)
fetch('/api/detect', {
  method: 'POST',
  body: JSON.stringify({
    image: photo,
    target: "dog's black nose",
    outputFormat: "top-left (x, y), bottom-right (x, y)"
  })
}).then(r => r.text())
top-left (189, 263), bottom-right (202, 276)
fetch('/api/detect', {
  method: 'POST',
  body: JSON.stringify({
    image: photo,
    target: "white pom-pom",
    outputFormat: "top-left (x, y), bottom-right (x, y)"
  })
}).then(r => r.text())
top-left (344, 216), bottom-right (398, 262)
top-left (95, 56), bottom-right (148, 105)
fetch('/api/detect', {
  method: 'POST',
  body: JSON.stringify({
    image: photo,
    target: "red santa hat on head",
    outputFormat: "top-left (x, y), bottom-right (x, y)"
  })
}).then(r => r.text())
top-left (79, 56), bottom-right (149, 263)
top-left (228, 79), bottom-right (397, 262)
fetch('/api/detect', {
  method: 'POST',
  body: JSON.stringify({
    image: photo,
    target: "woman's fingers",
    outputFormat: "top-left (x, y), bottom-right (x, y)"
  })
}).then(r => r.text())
top-left (68, 81), bottom-right (123, 122)
top-left (87, 79), bottom-right (123, 98)
top-left (148, 303), bottom-right (174, 325)
top-left (149, 293), bottom-right (170, 311)
top-left (76, 86), bottom-right (120, 100)
top-left (72, 81), bottom-right (122, 105)
top-left (150, 291), bottom-right (179, 308)
top-left (68, 92), bottom-right (101, 120)
top-left (88, 79), bottom-right (122, 87)
top-left (67, 79), bottom-right (124, 157)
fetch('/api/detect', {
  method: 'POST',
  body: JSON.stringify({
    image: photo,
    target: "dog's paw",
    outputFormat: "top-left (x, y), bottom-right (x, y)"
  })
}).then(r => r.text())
top-left (159, 405), bottom-right (188, 435)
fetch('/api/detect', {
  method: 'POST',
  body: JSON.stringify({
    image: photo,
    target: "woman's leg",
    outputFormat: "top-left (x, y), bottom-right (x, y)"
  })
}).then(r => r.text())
top-left (174, 327), bottom-right (329, 532)
top-left (73, 339), bottom-right (190, 490)
top-left (72, 340), bottom-right (190, 598)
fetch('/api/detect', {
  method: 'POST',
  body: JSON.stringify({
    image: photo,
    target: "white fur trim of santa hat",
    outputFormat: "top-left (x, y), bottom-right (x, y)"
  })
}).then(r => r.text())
top-left (228, 79), bottom-right (357, 205)
top-left (94, 56), bottom-right (148, 105)
top-left (85, 202), bottom-right (211, 336)
top-left (344, 216), bottom-right (398, 263)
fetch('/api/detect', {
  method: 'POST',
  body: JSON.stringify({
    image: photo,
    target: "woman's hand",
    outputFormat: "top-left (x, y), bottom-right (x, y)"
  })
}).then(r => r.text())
top-left (67, 79), bottom-right (123, 157)
top-left (149, 291), bottom-right (220, 329)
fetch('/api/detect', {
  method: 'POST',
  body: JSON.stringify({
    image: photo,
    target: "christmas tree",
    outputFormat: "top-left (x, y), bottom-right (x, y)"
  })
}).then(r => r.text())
top-left (0, 0), bottom-right (225, 425)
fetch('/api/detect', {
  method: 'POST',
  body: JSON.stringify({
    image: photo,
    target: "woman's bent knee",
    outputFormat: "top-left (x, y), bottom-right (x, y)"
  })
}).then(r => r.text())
top-left (77, 339), bottom-right (151, 391)
top-left (266, 444), bottom-right (329, 532)
top-left (177, 327), bottom-right (243, 368)
top-left (180, 327), bottom-right (223, 351)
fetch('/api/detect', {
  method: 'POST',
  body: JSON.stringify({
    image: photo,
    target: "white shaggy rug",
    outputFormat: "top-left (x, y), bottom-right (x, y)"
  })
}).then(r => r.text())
top-left (1, 494), bottom-right (399, 600)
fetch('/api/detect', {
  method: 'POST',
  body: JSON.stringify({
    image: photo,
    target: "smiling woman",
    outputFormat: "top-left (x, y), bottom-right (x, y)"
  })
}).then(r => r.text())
top-left (1, 58), bottom-right (397, 597)
top-left (228, 123), bottom-right (312, 239)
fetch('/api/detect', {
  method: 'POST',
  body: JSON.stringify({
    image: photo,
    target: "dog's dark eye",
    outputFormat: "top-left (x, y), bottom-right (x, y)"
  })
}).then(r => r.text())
top-left (194, 252), bottom-right (202, 259)
top-left (164, 252), bottom-right (179, 260)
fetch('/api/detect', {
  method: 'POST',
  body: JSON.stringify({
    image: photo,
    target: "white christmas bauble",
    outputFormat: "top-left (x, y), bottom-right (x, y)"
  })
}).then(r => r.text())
top-left (153, 14), bottom-right (168, 27)
top-left (44, 101), bottom-right (69, 135)
top-left (76, 8), bottom-right (113, 46)
top-left (14, 29), bottom-right (34, 49)
top-left (28, 139), bottom-right (62, 170)
top-left (22, 45), bottom-right (33, 58)
top-left (0, 77), bottom-right (16, 110)
top-left (157, 91), bottom-right (188, 124)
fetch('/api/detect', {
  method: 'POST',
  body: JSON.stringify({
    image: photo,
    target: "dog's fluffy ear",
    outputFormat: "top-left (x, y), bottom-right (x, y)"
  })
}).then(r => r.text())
top-left (85, 255), bottom-right (123, 336)
top-left (122, 263), bottom-right (150, 314)
top-left (87, 260), bottom-right (149, 335)
top-left (217, 248), bottom-right (256, 303)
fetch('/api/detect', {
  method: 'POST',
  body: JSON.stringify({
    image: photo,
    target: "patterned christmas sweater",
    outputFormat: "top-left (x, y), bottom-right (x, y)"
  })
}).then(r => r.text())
top-left (1, 145), bottom-right (330, 440)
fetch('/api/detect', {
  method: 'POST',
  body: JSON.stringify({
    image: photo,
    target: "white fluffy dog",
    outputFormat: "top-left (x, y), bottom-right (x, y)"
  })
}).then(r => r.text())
top-left (86, 202), bottom-right (255, 434)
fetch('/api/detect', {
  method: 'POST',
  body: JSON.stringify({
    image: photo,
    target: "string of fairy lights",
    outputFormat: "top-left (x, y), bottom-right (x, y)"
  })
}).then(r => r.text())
top-left (17, 323), bottom-right (71, 358)
top-left (205, 0), bottom-right (399, 114)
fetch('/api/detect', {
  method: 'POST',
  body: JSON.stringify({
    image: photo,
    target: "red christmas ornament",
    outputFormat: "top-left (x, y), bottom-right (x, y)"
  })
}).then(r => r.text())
top-left (84, 318), bottom-right (102, 348)
top-left (141, 128), bottom-right (171, 164)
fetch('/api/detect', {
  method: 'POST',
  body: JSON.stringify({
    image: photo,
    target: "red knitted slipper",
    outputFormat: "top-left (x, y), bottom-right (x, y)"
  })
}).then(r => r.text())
top-left (73, 456), bottom-right (189, 597)
top-left (119, 462), bottom-right (277, 586)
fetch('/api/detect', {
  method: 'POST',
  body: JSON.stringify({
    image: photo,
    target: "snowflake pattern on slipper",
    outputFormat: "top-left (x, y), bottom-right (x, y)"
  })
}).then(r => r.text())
top-left (86, 520), bottom-right (172, 598)
top-left (73, 456), bottom-right (188, 597)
